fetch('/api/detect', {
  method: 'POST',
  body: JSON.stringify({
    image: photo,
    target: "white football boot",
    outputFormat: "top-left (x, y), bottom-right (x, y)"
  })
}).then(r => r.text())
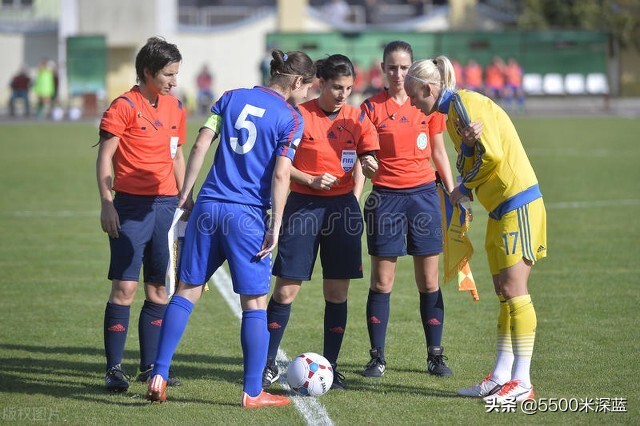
top-left (457, 374), bottom-right (503, 397)
top-left (483, 379), bottom-right (535, 403)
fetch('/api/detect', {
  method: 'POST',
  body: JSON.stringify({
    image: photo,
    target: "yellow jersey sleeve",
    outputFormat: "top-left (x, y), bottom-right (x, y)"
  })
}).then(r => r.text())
top-left (447, 90), bottom-right (539, 212)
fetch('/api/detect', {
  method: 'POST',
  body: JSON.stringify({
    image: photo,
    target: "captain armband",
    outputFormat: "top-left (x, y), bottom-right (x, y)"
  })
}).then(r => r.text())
top-left (200, 113), bottom-right (222, 135)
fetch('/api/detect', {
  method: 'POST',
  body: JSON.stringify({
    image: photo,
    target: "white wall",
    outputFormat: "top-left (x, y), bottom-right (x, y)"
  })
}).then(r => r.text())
top-left (173, 9), bottom-right (337, 108)
top-left (0, 3), bottom-right (365, 111)
top-left (78, 0), bottom-right (157, 47)
top-left (0, 33), bottom-right (58, 109)
top-left (173, 14), bottom-right (278, 107)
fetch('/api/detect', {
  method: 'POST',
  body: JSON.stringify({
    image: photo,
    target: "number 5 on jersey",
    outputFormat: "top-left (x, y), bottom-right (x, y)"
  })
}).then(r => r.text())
top-left (230, 104), bottom-right (266, 154)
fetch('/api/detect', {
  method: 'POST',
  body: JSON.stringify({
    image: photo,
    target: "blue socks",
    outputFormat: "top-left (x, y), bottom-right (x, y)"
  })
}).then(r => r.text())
top-left (420, 289), bottom-right (444, 348)
top-left (323, 300), bottom-right (347, 365)
top-left (266, 297), bottom-right (292, 361)
top-left (138, 300), bottom-right (167, 371)
top-left (366, 290), bottom-right (390, 357)
top-left (241, 309), bottom-right (268, 397)
top-left (152, 295), bottom-right (194, 380)
top-left (104, 302), bottom-right (130, 370)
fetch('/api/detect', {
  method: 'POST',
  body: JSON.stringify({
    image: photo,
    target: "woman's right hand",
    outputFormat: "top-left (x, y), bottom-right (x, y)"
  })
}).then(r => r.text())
top-left (100, 200), bottom-right (120, 238)
top-left (310, 173), bottom-right (339, 191)
top-left (178, 195), bottom-right (194, 220)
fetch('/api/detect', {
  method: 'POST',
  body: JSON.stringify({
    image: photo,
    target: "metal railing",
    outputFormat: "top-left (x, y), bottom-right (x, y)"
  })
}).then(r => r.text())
top-left (178, 6), bottom-right (273, 27)
top-left (0, 3), bottom-right (58, 32)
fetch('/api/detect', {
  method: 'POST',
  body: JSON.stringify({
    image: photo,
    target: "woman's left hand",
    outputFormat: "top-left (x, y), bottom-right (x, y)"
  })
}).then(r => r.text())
top-left (458, 118), bottom-right (483, 146)
top-left (360, 154), bottom-right (378, 178)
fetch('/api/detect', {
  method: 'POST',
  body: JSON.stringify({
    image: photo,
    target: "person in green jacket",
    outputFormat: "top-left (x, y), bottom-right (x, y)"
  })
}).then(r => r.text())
top-left (34, 60), bottom-right (55, 118)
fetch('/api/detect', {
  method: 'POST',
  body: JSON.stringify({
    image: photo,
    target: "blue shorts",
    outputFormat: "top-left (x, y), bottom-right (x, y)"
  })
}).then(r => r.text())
top-left (179, 200), bottom-right (272, 296)
top-left (364, 183), bottom-right (443, 257)
top-left (273, 192), bottom-right (363, 281)
top-left (108, 193), bottom-right (178, 283)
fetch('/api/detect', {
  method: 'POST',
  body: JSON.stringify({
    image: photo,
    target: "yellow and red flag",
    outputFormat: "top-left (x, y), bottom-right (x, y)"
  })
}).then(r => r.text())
top-left (438, 183), bottom-right (479, 301)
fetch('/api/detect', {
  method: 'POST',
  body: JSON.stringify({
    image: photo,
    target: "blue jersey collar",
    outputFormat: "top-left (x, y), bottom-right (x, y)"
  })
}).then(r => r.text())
top-left (435, 88), bottom-right (455, 113)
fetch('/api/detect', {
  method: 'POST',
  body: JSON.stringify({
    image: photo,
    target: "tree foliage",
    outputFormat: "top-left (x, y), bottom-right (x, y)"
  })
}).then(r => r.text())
top-left (518, 0), bottom-right (640, 50)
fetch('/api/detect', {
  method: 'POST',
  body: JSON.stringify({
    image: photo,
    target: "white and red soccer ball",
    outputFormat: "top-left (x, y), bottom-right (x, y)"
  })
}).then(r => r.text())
top-left (287, 352), bottom-right (333, 396)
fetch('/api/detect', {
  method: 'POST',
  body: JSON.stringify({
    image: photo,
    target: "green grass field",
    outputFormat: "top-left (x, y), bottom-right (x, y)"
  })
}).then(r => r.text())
top-left (0, 117), bottom-right (639, 424)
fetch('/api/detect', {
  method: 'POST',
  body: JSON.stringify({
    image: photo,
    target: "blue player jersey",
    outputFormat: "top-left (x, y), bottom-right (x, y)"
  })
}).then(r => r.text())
top-left (197, 86), bottom-right (303, 208)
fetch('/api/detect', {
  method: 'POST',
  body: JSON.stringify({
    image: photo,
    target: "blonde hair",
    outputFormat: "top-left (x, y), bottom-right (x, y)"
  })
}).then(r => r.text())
top-left (406, 55), bottom-right (456, 92)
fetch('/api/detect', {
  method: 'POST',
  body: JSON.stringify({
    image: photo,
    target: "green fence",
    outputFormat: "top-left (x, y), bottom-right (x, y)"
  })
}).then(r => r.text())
top-left (66, 35), bottom-right (107, 96)
top-left (266, 30), bottom-right (608, 75)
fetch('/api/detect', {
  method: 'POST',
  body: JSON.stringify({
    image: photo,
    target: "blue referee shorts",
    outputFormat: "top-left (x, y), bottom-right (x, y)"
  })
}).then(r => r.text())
top-left (364, 183), bottom-right (443, 257)
top-left (273, 192), bottom-right (364, 281)
top-left (179, 200), bottom-right (272, 296)
top-left (108, 192), bottom-right (178, 283)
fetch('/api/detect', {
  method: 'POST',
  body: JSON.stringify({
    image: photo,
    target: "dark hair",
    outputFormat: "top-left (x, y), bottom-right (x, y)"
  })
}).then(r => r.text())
top-left (270, 50), bottom-right (316, 85)
top-left (315, 54), bottom-right (355, 81)
top-left (135, 37), bottom-right (182, 83)
top-left (383, 40), bottom-right (413, 63)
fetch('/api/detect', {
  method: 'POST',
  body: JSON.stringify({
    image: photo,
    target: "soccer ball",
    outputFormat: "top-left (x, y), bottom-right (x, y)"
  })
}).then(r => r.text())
top-left (287, 352), bottom-right (333, 396)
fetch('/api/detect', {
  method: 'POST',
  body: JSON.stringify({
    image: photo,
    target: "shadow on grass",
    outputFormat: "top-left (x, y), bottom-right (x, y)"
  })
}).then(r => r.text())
top-left (0, 343), bottom-right (461, 403)
top-left (0, 343), bottom-right (246, 406)
top-left (318, 361), bottom-right (463, 398)
top-left (342, 375), bottom-right (461, 398)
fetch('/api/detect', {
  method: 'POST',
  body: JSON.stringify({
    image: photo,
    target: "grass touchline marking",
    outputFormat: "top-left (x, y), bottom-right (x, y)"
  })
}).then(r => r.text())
top-left (210, 268), bottom-right (334, 426)
top-left (545, 199), bottom-right (640, 209)
top-left (7, 198), bottom-right (640, 218)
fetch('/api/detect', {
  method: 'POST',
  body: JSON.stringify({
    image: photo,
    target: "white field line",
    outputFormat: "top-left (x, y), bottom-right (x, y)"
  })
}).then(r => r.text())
top-left (210, 267), bottom-right (334, 426)
top-left (7, 198), bottom-right (640, 218)
top-left (10, 210), bottom-right (100, 217)
top-left (545, 198), bottom-right (640, 209)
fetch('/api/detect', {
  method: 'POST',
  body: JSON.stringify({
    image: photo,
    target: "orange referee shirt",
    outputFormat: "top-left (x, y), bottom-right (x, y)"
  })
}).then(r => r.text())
top-left (361, 90), bottom-right (446, 188)
top-left (291, 99), bottom-right (379, 196)
top-left (505, 63), bottom-right (523, 87)
top-left (100, 86), bottom-right (186, 196)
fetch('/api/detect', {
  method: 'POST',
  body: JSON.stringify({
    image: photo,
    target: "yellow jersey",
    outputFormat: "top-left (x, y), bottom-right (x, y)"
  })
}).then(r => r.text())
top-left (437, 89), bottom-right (541, 217)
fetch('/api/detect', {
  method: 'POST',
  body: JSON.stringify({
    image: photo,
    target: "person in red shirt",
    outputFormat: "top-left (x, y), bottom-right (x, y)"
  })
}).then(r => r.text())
top-left (195, 64), bottom-right (214, 115)
top-left (360, 41), bottom-right (455, 378)
top-left (96, 37), bottom-right (186, 392)
top-left (504, 57), bottom-right (525, 110)
top-left (485, 56), bottom-right (506, 101)
top-left (451, 58), bottom-right (465, 91)
top-left (9, 66), bottom-right (31, 117)
top-left (464, 58), bottom-right (483, 93)
top-left (262, 54), bottom-right (379, 391)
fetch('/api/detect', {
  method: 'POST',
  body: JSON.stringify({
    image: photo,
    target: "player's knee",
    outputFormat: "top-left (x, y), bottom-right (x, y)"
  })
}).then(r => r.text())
top-left (109, 280), bottom-right (137, 305)
top-left (272, 284), bottom-right (299, 305)
top-left (371, 277), bottom-right (393, 293)
top-left (146, 289), bottom-right (168, 304)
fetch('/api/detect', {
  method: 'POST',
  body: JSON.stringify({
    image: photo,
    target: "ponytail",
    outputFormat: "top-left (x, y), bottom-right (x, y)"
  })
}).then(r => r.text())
top-left (406, 55), bottom-right (457, 91)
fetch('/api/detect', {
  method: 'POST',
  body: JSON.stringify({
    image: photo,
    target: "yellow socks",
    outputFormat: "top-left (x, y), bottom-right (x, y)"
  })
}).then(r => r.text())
top-left (508, 294), bottom-right (537, 387)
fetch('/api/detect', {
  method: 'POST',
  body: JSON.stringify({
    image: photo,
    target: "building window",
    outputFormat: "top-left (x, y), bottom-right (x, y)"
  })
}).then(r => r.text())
top-left (2, 0), bottom-right (34, 7)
